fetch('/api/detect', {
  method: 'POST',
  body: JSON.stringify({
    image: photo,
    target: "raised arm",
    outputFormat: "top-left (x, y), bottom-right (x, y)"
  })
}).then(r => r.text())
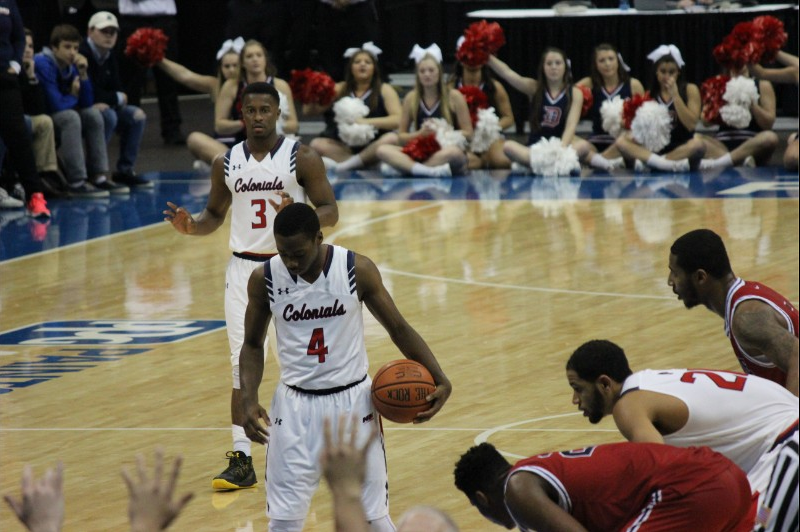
top-left (295, 144), bottom-right (339, 228)
top-left (156, 58), bottom-right (217, 96)
top-left (670, 82), bottom-right (701, 131)
top-left (751, 52), bottom-right (800, 85)
top-left (487, 55), bottom-right (538, 97)
top-left (356, 254), bottom-right (451, 422)
top-left (732, 299), bottom-right (799, 396)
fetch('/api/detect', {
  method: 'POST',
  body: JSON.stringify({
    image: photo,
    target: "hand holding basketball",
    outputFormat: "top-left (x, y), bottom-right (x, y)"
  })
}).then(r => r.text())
top-left (371, 360), bottom-right (437, 424)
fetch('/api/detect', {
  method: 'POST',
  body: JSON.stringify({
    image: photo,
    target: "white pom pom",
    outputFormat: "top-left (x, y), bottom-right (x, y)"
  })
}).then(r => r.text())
top-left (426, 118), bottom-right (467, 150)
top-left (720, 103), bottom-right (752, 129)
top-left (723, 76), bottom-right (759, 107)
top-left (528, 137), bottom-right (580, 176)
top-left (470, 107), bottom-right (502, 153)
top-left (338, 122), bottom-right (377, 147)
top-left (631, 101), bottom-right (671, 153)
top-left (333, 96), bottom-right (370, 125)
top-left (600, 96), bottom-right (624, 137)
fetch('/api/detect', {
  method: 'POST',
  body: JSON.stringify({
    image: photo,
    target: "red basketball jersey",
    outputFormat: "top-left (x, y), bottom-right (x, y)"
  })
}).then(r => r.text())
top-left (725, 278), bottom-right (799, 386)
top-left (508, 443), bottom-right (738, 532)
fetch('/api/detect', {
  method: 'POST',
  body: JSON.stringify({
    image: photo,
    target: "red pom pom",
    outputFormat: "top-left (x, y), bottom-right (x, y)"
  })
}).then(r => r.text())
top-left (456, 20), bottom-right (506, 67)
top-left (578, 85), bottom-right (593, 118)
top-left (700, 75), bottom-right (730, 125)
top-left (713, 21), bottom-right (763, 70)
top-left (289, 68), bottom-right (336, 106)
top-left (402, 134), bottom-right (441, 162)
top-left (457, 85), bottom-right (489, 126)
top-left (622, 92), bottom-right (653, 130)
top-left (124, 28), bottom-right (168, 68)
top-left (752, 16), bottom-right (787, 63)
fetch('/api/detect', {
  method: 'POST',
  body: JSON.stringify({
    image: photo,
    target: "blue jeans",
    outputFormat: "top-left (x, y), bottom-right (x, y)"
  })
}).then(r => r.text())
top-left (100, 105), bottom-right (146, 174)
top-left (52, 107), bottom-right (109, 185)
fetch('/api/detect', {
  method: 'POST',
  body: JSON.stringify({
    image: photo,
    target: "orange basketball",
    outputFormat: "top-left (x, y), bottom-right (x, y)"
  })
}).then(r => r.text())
top-left (371, 359), bottom-right (436, 424)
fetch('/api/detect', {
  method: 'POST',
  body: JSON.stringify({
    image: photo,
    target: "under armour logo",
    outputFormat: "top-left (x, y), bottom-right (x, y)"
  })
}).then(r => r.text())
top-left (274, 418), bottom-right (283, 425)
top-left (232, 164), bottom-right (242, 170)
top-left (277, 287), bottom-right (291, 295)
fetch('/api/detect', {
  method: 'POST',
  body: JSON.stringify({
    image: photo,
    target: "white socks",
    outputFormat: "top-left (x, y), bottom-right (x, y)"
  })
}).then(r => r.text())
top-left (233, 424), bottom-right (251, 455)
top-left (699, 153), bottom-right (733, 170)
top-left (590, 154), bottom-right (626, 170)
top-left (411, 163), bottom-right (451, 177)
top-left (647, 154), bottom-right (690, 172)
top-left (337, 154), bottom-right (364, 171)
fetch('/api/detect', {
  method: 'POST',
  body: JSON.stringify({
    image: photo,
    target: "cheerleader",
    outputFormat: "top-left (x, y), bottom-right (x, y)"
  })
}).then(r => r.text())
top-left (576, 43), bottom-right (644, 161)
top-left (303, 42), bottom-right (401, 173)
top-left (487, 48), bottom-right (598, 171)
top-left (615, 45), bottom-right (705, 172)
top-left (156, 37), bottom-right (242, 169)
top-left (449, 44), bottom-right (514, 169)
top-left (376, 44), bottom-right (472, 177)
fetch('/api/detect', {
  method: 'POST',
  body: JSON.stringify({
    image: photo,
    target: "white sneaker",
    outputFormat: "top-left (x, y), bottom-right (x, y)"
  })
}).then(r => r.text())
top-left (380, 162), bottom-right (403, 177)
top-left (0, 187), bottom-right (24, 209)
top-left (192, 159), bottom-right (211, 173)
top-left (672, 159), bottom-right (690, 173)
top-left (608, 157), bottom-right (625, 170)
top-left (321, 156), bottom-right (338, 173)
top-left (634, 159), bottom-right (648, 172)
top-left (510, 162), bottom-right (529, 174)
top-left (742, 155), bottom-right (756, 168)
top-left (430, 163), bottom-right (452, 177)
top-left (699, 158), bottom-right (715, 171)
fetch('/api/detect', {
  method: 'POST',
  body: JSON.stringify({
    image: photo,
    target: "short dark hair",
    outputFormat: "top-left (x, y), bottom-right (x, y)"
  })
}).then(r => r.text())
top-left (49, 24), bottom-right (81, 47)
top-left (566, 340), bottom-right (633, 383)
top-left (241, 81), bottom-right (280, 104)
top-left (670, 229), bottom-right (732, 279)
top-left (454, 442), bottom-right (510, 498)
top-left (274, 203), bottom-right (319, 239)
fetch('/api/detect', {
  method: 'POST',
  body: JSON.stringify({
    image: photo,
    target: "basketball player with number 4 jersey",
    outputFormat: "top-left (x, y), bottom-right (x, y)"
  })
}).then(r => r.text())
top-left (566, 340), bottom-right (798, 528)
top-left (238, 203), bottom-right (451, 532)
top-left (164, 82), bottom-right (338, 490)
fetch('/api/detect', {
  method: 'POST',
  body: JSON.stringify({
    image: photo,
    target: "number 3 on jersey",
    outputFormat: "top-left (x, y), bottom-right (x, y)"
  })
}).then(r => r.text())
top-left (251, 199), bottom-right (268, 229)
top-left (307, 328), bottom-right (328, 363)
top-left (680, 369), bottom-right (747, 391)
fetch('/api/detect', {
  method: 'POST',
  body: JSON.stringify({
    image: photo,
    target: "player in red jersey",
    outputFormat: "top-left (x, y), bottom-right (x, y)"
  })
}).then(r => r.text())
top-left (668, 228), bottom-right (798, 396)
top-left (454, 441), bottom-right (754, 531)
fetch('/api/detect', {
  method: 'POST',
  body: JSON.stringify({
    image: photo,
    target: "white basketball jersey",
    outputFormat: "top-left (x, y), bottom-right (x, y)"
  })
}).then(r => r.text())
top-left (224, 137), bottom-right (308, 253)
top-left (621, 369), bottom-right (799, 475)
top-left (265, 245), bottom-right (368, 389)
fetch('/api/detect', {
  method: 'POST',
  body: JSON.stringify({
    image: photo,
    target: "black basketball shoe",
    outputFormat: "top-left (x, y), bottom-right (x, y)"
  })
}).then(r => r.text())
top-left (211, 451), bottom-right (257, 490)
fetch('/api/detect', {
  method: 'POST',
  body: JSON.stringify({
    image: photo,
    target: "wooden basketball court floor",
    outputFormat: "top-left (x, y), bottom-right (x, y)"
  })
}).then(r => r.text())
top-left (1, 167), bottom-right (797, 531)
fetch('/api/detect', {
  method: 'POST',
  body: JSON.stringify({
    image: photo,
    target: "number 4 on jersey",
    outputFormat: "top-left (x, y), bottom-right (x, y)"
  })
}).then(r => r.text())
top-left (307, 328), bottom-right (328, 363)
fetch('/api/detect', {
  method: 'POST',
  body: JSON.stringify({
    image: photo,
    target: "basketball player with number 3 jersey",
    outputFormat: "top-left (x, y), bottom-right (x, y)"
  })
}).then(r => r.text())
top-left (238, 203), bottom-right (451, 532)
top-left (566, 339), bottom-right (798, 525)
top-left (164, 82), bottom-right (338, 490)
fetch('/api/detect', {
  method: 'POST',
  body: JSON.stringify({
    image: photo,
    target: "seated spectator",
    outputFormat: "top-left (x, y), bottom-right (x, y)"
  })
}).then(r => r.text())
top-left (487, 49), bottom-right (603, 171)
top-left (34, 24), bottom-right (112, 197)
top-left (698, 64), bottom-right (778, 170)
top-left (615, 45), bottom-right (705, 172)
top-left (305, 42), bottom-right (401, 174)
top-left (20, 28), bottom-right (69, 198)
top-left (3, 448), bottom-right (193, 532)
top-left (375, 43), bottom-right (472, 177)
top-left (0, 0), bottom-right (50, 217)
top-left (750, 50), bottom-right (798, 171)
top-left (81, 11), bottom-right (151, 189)
top-left (155, 38), bottom-right (242, 172)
